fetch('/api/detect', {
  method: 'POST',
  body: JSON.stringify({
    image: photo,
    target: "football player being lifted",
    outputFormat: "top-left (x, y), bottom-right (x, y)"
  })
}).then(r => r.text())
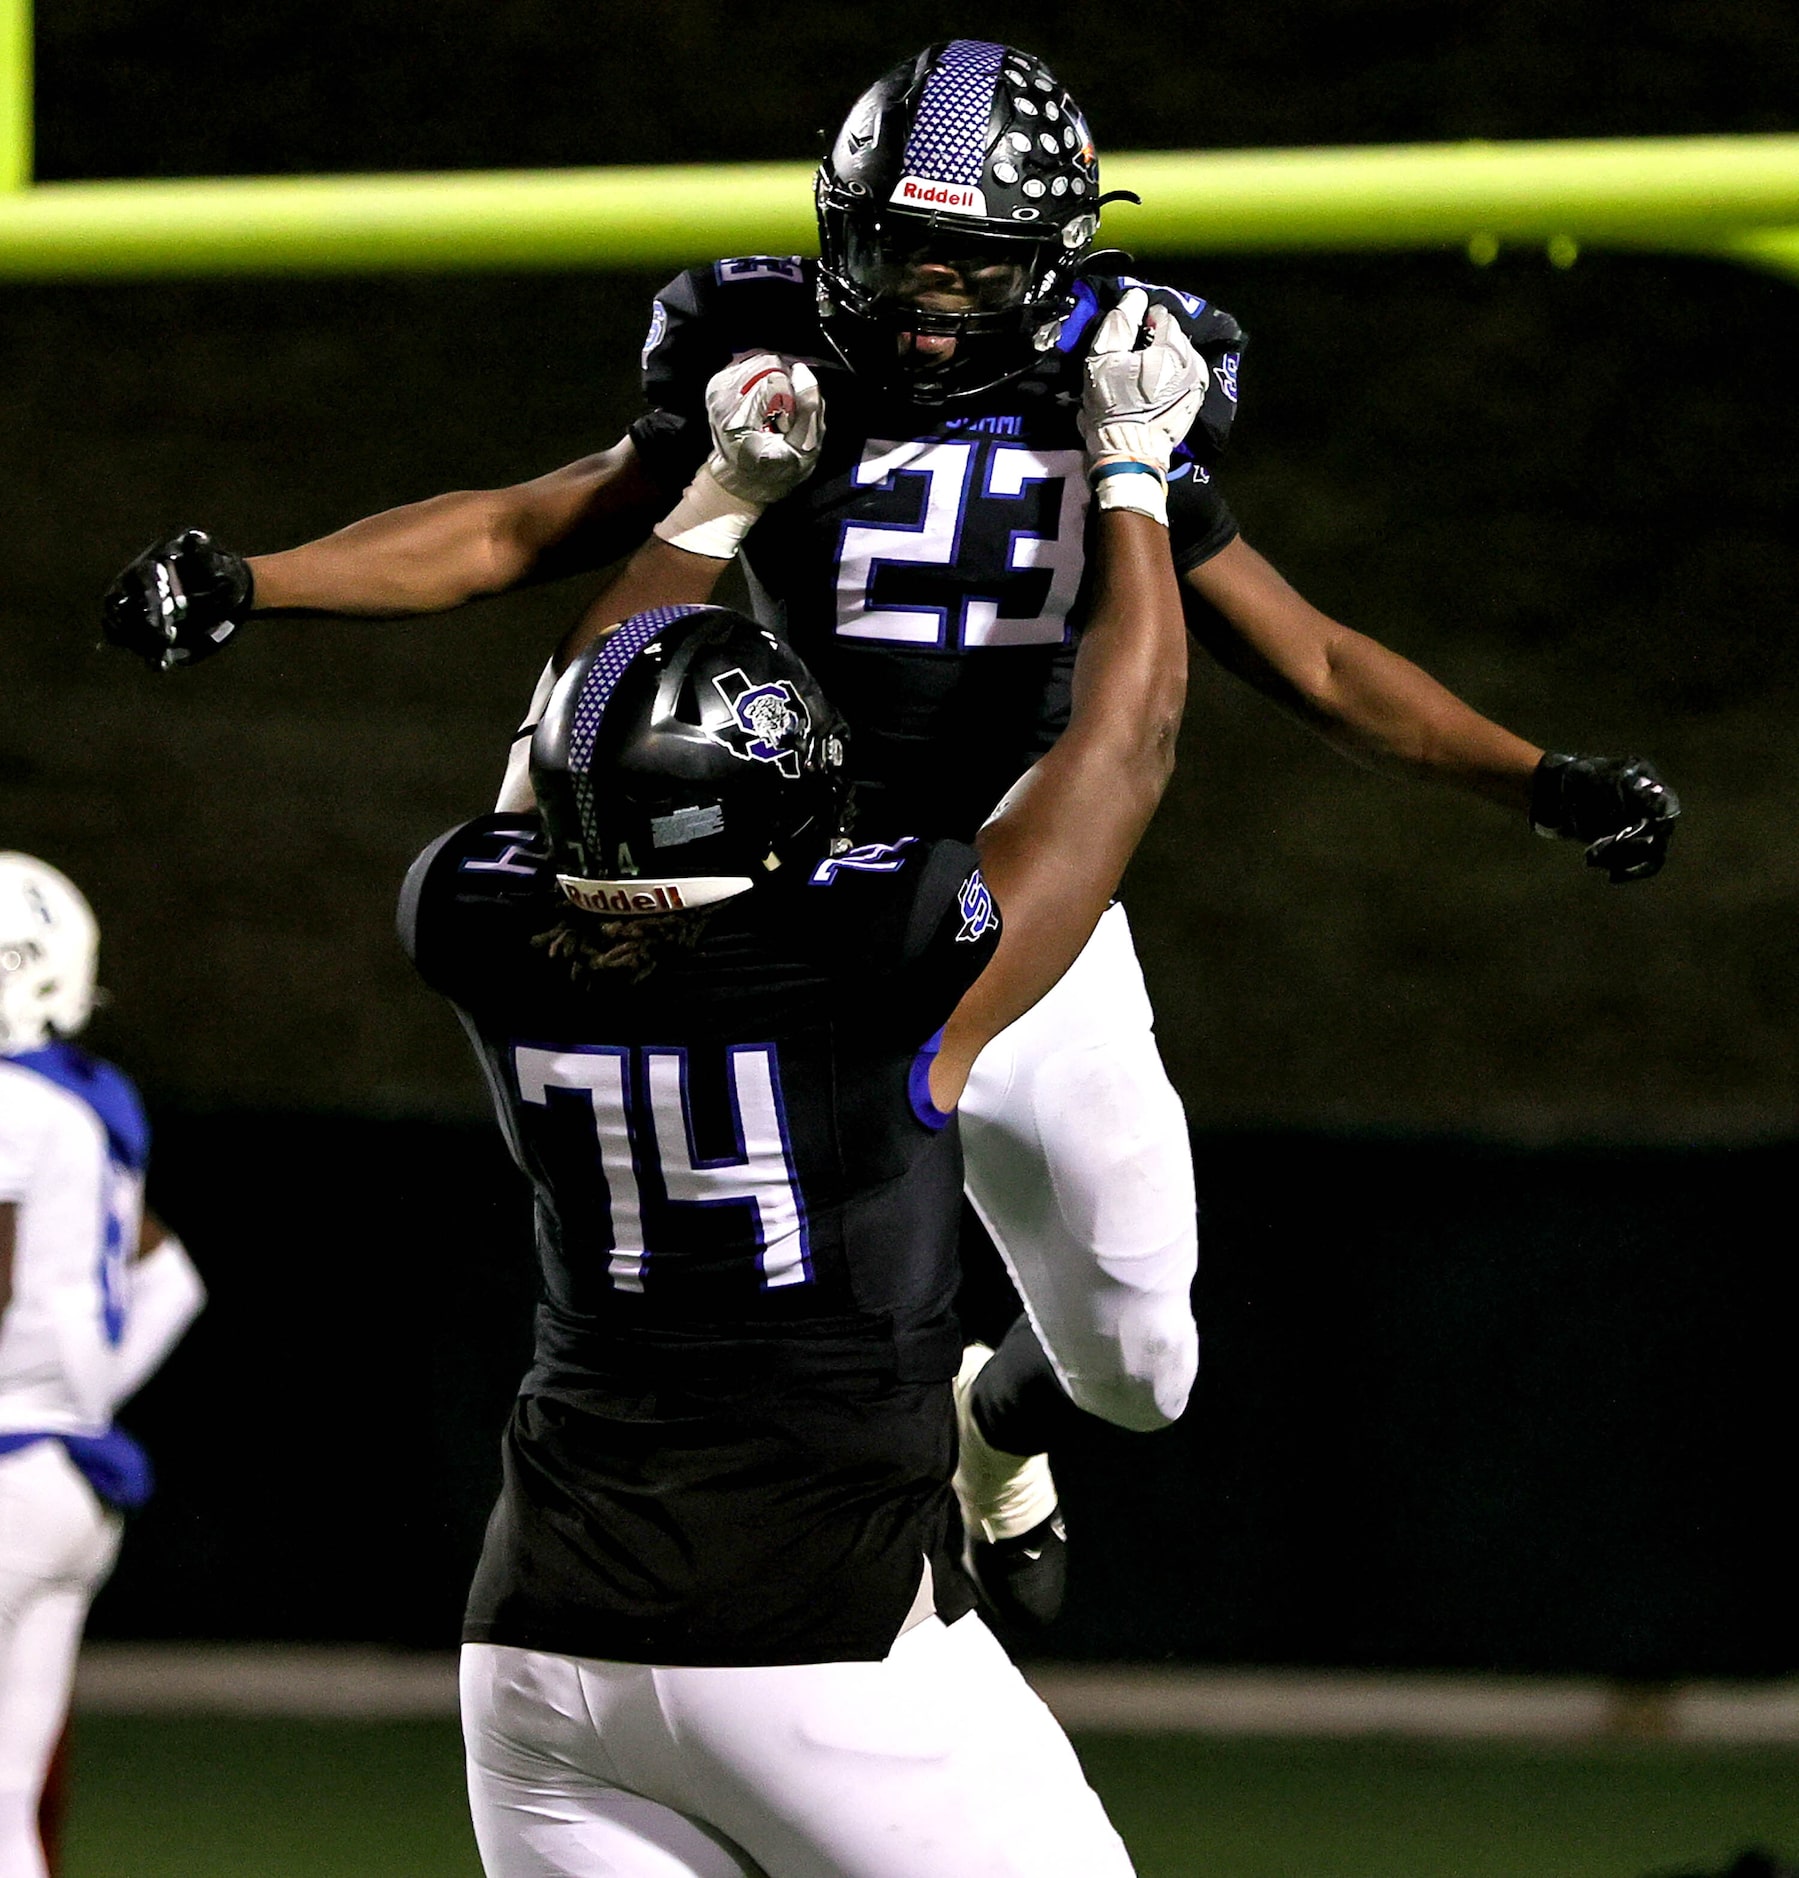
top-left (104, 42), bottom-right (1679, 1625)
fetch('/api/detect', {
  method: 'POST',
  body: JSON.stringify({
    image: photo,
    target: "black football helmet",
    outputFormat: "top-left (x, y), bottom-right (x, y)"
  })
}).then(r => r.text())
top-left (531, 605), bottom-right (853, 917)
top-left (815, 41), bottom-right (1118, 404)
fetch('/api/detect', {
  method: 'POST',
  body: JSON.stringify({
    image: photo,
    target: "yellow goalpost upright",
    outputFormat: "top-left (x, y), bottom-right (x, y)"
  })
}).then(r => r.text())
top-left (1, 0), bottom-right (27, 197)
top-left (6, 0), bottom-right (1799, 284)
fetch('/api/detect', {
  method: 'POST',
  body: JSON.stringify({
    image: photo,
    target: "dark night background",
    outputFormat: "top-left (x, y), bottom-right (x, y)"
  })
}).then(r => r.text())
top-left (4, 1), bottom-right (1796, 1674)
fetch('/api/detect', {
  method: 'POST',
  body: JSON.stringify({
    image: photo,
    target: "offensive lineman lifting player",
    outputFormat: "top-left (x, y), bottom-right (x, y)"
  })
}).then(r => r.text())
top-left (407, 281), bottom-right (1199, 1878)
top-left (102, 42), bottom-right (1680, 1623)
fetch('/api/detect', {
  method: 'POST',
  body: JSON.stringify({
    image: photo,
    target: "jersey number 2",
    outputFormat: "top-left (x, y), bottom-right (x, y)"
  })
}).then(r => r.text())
top-left (514, 1042), bottom-right (811, 1295)
top-left (835, 439), bottom-right (1088, 649)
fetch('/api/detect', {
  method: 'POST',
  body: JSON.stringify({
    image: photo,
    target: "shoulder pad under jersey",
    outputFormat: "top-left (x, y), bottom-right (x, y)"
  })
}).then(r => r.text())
top-left (399, 813), bottom-right (556, 986)
top-left (0, 1044), bottom-right (149, 1173)
top-left (59, 1049), bottom-right (149, 1171)
top-left (641, 257), bottom-right (822, 417)
top-left (804, 836), bottom-right (999, 978)
top-left (1057, 272), bottom-right (1246, 462)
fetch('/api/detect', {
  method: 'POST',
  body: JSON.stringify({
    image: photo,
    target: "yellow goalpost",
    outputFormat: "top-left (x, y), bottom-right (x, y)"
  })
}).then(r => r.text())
top-left (6, 0), bottom-right (1799, 284)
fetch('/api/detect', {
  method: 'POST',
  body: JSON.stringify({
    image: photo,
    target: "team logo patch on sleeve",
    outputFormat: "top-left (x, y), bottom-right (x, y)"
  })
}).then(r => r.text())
top-left (956, 870), bottom-right (998, 942)
top-left (641, 299), bottom-right (668, 367)
top-left (1217, 350), bottom-right (1241, 402)
top-left (708, 669), bottom-right (811, 779)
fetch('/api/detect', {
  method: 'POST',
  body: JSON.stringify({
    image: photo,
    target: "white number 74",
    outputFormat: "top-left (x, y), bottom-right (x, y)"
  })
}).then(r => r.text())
top-left (514, 1042), bottom-right (811, 1295)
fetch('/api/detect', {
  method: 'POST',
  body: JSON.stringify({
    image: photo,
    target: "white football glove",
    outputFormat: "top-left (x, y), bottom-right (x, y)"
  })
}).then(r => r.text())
top-left (655, 352), bottom-right (825, 559)
top-left (1078, 288), bottom-right (1210, 525)
top-left (705, 352), bottom-right (824, 502)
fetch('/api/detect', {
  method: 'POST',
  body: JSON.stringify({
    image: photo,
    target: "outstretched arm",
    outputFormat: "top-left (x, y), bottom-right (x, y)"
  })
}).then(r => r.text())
top-left (931, 292), bottom-right (1197, 1110)
top-left (251, 439), bottom-right (666, 616)
top-left (101, 437), bottom-right (669, 666)
top-left (1185, 536), bottom-right (1679, 880)
top-left (1185, 537), bottom-right (1540, 809)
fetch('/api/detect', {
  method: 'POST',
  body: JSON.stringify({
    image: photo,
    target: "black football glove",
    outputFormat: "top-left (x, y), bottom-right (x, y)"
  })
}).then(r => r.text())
top-left (1530, 752), bottom-right (1680, 883)
top-left (102, 529), bottom-right (253, 671)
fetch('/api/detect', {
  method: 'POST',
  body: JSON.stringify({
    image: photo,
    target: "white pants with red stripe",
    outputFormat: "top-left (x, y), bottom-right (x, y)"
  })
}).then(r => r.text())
top-left (0, 1441), bottom-right (121, 1878)
top-left (462, 1613), bottom-right (1133, 1878)
top-left (960, 901), bottom-right (1199, 1432)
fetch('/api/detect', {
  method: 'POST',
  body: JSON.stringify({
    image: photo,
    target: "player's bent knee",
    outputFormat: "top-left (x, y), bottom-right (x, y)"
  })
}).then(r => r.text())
top-left (1065, 1371), bottom-right (1191, 1433)
top-left (1058, 1315), bottom-right (1197, 1432)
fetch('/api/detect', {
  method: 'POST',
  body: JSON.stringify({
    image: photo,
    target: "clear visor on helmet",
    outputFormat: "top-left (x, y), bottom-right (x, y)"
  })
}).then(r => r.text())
top-left (842, 219), bottom-right (1046, 316)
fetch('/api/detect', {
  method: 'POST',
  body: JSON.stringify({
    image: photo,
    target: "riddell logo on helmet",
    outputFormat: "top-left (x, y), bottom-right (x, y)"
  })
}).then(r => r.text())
top-left (892, 177), bottom-right (986, 216)
top-left (560, 880), bottom-right (687, 916)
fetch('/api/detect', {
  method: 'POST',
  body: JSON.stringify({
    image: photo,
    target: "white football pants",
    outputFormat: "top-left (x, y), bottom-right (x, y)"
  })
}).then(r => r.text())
top-left (0, 1442), bottom-right (121, 1878)
top-left (462, 1612), bottom-right (1134, 1878)
top-left (960, 902), bottom-right (1199, 1431)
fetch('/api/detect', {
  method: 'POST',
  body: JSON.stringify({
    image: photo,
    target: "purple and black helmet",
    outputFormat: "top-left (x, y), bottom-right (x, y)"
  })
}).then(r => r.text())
top-left (815, 42), bottom-right (1119, 403)
top-left (531, 607), bottom-right (852, 916)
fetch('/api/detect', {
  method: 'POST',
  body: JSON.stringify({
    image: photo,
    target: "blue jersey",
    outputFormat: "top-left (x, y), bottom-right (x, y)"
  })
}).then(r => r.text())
top-left (631, 258), bottom-right (1244, 842)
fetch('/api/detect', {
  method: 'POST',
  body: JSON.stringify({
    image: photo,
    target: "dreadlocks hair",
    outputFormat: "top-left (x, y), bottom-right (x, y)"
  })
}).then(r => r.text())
top-left (533, 906), bottom-right (716, 984)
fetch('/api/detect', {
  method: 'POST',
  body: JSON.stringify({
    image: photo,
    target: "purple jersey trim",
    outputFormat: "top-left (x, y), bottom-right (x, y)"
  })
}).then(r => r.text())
top-left (900, 41), bottom-right (1007, 187)
top-left (1055, 279), bottom-right (1101, 354)
top-left (907, 1027), bottom-right (955, 1132)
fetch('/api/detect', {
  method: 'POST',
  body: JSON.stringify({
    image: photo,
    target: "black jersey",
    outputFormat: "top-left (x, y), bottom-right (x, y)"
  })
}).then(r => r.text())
top-left (400, 813), bottom-right (1002, 1665)
top-left (630, 257), bottom-right (1244, 843)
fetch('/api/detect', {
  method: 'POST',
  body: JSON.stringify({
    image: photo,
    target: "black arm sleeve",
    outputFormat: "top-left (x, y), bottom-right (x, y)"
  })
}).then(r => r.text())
top-left (1167, 474), bottom-right (1240, 574)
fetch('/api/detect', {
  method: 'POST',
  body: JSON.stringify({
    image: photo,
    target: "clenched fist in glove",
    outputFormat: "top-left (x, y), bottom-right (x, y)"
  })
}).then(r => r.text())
top-left (102, 529), bottom-right (254, 671)
top-left (1079, 287), bottom-right (1211, 527)
top-left (654, 353), bottom-right (825, 560)
top-left (1530, 752), bottom-right (1681, 883)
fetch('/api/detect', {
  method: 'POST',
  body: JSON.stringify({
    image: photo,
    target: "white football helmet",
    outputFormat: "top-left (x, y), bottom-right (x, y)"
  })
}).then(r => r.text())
top-left (0, 853), bottom-right (99, 1053)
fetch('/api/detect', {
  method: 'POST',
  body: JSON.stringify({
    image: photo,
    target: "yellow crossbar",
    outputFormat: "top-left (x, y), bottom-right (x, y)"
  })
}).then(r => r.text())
top-left (1, 139), bottom-right (1797, 282)
top-left (5, 32), bottom-right (1799, 289)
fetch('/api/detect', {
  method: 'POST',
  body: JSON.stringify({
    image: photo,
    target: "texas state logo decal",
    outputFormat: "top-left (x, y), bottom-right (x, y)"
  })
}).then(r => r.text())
top-left (709, 668), bottom-right (811, 780)
top-left (956, 869), bottom-right (998, 943)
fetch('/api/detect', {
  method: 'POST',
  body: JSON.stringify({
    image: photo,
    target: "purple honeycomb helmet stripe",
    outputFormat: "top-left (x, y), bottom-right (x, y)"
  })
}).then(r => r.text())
top-left (900, 40), bottom-right (1007, 187)
top-left (568, 604), bottom-right (707, 833)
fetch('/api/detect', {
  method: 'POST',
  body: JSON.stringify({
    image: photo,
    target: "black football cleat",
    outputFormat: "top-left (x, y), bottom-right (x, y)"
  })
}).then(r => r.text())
top-left (953, 1343), bottom-right (1067, 1628)
top-left (965, 1505), bottom-right (1068, 1632)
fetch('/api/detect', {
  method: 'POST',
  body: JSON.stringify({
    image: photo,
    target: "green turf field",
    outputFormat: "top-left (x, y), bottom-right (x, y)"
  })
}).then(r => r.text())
top-left (60, 1716), bottom-right (1799, 1878)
